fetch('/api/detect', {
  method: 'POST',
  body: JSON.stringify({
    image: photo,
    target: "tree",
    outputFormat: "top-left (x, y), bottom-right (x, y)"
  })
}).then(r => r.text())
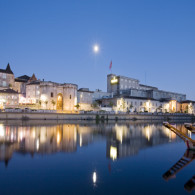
top-left (45, 100), bottom-right (48, 109)
top-left (108, 101), bottom-right (114, 108)
top-left (157, 105), bottom-right (162, 112)
top-left (8, 83), bottom-right (12, 88)
top-left (51, 100), bottom-right (56, 110)
top-left (91, 102), bottom-right (98, 109)
top-left (38, 100), bottom-right (42, 109)
top-left (129, 104), bottom-right (134, 112)
top-left (188, 104), bottom-right (193, 114)
top-left (75, 104), bottom-right (80, 110)
top-left (121, 99), bottom-right (126, 111)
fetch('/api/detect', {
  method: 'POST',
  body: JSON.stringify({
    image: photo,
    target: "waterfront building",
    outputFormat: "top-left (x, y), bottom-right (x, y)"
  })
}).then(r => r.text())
top-left (0, 64), bottom-right (15, 89)
top-left (97, 74), bottom-right (194, 113)
top-left (99, 96), bottom-right (167, 113)
top-left (14, 75), bottom-right (30, 97)
top-left (180, 100), bottom-right (195, 114)
top-left (0, 62), bottom-right (194, 114)
top-left (107, 74), bottom-right (186, 102)
top-left (92, 89), bottom-right (112, 101)
top-left (26, 78), bottom-right (78, 111)
top-left (77, 88), bottom-right (93, 111)
top-left (0, 88), bottom-right (19, 109)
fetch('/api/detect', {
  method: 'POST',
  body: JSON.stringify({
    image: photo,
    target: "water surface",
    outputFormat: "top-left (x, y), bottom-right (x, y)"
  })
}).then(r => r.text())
top-left (0, 120), bottom-right (194, 195)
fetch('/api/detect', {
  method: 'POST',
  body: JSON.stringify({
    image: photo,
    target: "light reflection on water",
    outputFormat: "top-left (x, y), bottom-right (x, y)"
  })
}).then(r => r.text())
top-left (0, 121), bottom-right (194, 194)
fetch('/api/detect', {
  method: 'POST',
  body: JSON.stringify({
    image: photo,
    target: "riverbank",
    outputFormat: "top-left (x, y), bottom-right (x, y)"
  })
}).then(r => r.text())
top-left (0, 112), bottom-right (194, 121)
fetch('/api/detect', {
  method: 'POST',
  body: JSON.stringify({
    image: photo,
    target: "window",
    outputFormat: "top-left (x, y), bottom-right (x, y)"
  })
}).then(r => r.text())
top-left (3, 81), bottom-right (6, 87)
top-left (3, 74), bottom-right (6, 79)
top-left (51, 92), bottom-right (53, 97)
top-left (70, 95), bottom-right (71, 99)
top-left (140, 102), bottom-right (142, 106)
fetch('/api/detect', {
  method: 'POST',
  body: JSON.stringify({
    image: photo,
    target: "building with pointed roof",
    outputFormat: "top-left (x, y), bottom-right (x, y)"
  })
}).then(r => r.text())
top-left (29, 74), bottom-right (37, 82)
top-left (0, 63), bottom-right (15, 90)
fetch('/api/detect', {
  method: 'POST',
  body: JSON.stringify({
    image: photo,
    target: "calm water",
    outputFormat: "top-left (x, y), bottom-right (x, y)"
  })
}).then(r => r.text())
top-left (0, 120), bottom-right (194, 195)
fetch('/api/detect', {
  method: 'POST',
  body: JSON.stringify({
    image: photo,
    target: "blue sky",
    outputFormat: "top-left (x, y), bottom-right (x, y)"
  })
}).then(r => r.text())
top-left (0, 0), bottom-right (195, 99)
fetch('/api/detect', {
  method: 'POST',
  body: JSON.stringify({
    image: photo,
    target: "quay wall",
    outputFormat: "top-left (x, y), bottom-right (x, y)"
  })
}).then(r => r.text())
top-left (0, 112), bottom-right (194, 121)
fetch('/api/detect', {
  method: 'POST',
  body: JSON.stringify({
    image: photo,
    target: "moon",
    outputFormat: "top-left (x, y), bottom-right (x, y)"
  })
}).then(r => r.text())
top-left (93, 44), bottom-right (99, 53)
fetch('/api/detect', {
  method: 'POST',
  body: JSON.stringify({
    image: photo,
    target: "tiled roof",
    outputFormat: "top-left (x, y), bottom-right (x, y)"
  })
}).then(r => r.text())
top-left (181, 100), bottom-right (195, 104)
top-left (16, 75), bottom-right (30, 81)
top-left (0, 88), bottom-right (18, 94)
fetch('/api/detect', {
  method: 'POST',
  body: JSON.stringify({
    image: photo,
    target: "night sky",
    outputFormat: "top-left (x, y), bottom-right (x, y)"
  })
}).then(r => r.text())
top-left (0, 0), bottom-right (194, 99)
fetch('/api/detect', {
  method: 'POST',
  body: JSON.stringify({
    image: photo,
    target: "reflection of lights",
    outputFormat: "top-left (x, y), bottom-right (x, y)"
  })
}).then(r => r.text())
top-left (144, 126), bottom-right (151, 141)
top-left (11, 132), bottom-right (14, 141)
top-left (188, 130), bottom-right (192, 138)
top-left (93, 172), bottom-right (97, 184)
top-left (19, 131), bottom-right (23, 141)
top-left (116, 129), bottom-right (123, 143)
top-left (0, 124), bottom-right (5, 137)
top-left (36, 139), bottom-right (39, 150)
top-left (146, 129), bottom-right (150, 141)
top-left (110, 146), bottom-right (117, 160)
top-left (32, 130), bottom-right (36, 138)
top-left (80, 135), bottom-right (82, 147)
top-left (57, 132), bottom-right (61, 144)
top-left (163, 126), bottom-right (176, 141)
top-left (74, 130), bottom-right (77, 142)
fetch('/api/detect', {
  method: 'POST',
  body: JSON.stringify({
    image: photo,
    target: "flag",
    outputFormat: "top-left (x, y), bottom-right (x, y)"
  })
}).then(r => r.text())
top-left (109, 60), bottom-right (112, 70)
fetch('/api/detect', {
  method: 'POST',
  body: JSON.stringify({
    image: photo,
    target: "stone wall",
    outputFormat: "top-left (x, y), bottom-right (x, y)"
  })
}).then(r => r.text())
top-left (0, 112), bottom-right (194, 121)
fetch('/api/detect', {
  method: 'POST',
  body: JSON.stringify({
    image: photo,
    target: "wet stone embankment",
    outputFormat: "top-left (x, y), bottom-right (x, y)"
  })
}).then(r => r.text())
top-left (0, 112), bottom-right (194, 121)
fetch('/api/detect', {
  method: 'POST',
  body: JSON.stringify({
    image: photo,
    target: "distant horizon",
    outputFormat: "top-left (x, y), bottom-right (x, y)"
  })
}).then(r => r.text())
top-left (0, 0), bottom-right (194, 99)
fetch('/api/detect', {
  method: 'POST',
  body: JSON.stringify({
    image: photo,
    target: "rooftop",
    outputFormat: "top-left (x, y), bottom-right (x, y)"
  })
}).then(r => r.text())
top-left (0, 88), bottom-right (18, 94)
top-left (0, 63), bottom-right (14, 75)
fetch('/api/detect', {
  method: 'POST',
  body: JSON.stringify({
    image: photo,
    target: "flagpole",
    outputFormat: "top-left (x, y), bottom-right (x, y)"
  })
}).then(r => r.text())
top-left (109, 60), bottom-right (112, 74)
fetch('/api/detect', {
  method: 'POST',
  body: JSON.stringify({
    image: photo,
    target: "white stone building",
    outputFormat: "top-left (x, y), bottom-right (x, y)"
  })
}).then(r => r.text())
top-left (77, 88), bottom-right (93, 111)
top-left (99, 96), bottom-right (174, 113)
top-left (26, 80), bottom-right (78, 111)
top-left (0, 64), bottom-right (15, 89)
top-left (0, 89), bottom-right (19, 109)
top-left (107, 74), bottom-right (186, 102)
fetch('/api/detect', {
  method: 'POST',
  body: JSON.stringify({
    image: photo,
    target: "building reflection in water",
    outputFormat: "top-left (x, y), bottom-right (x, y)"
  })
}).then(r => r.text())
top-left (0, 122), bottom-right (182, 166)
top-left (107, 123), bottom-right (180, 160)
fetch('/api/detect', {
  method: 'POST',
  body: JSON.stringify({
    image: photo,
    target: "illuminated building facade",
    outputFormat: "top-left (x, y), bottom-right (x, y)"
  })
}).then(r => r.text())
top-left (100, 97), bottom-right (170, 113)
top-left (0, 89), bottom-right (19, 109)
top-left (107, 74), bottom-right (186, 102)
top-left (180, 100), bottom-right (195, 114)
top-left (26, 80), bottom-right (78, 111)
top-left (77, 88), bottom-right (93, 110)
top-left (102, 74), bottom-right (195, 113)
